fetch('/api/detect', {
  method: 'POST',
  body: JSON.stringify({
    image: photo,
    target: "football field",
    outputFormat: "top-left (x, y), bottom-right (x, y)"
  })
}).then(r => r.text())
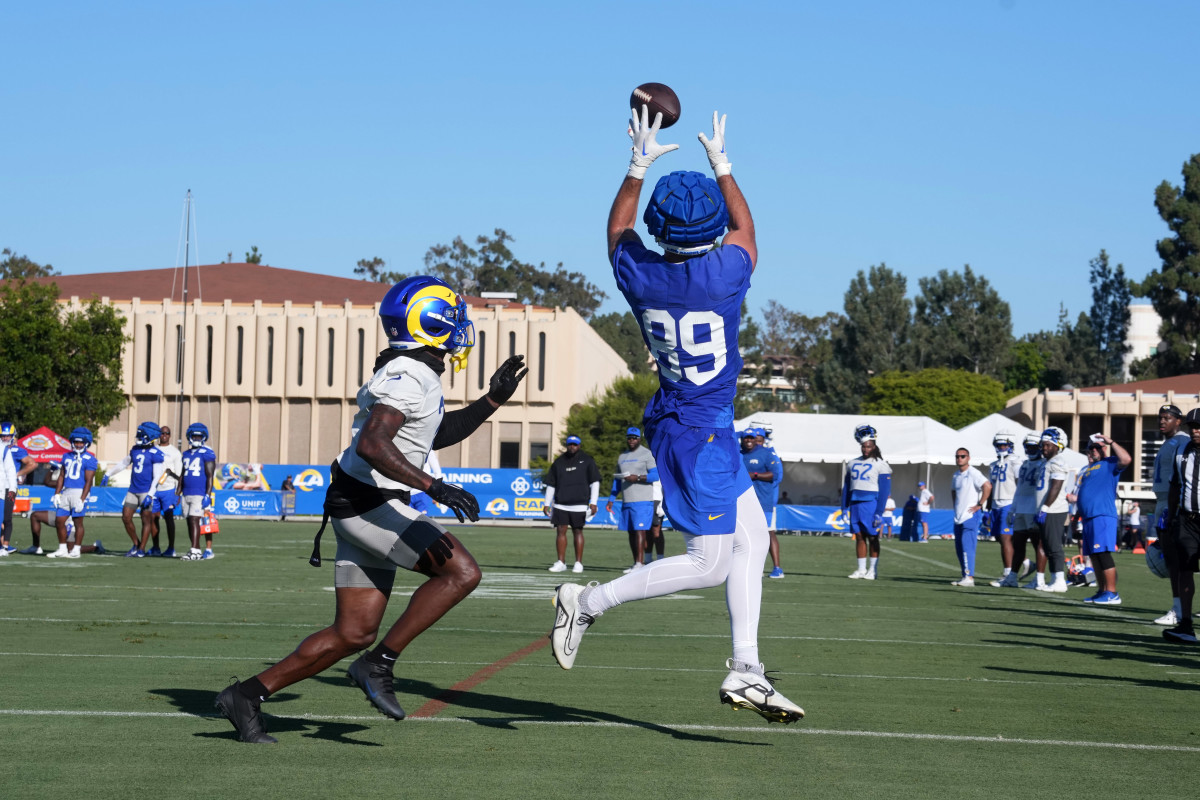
top-left (1, 520), bottom-right (1196, 799)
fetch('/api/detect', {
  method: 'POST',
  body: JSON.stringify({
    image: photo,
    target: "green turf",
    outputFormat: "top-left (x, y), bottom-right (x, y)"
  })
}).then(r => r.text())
top-left (1, 519), bottom-right (1197, 799)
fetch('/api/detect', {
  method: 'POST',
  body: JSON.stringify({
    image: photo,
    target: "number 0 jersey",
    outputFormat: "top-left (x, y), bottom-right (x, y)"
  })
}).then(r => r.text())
top-left (613, 239), bottom-right (752, 428)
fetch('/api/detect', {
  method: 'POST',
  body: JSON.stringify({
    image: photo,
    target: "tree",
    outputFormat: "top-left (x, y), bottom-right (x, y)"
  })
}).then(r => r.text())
top-left (1, 248), bottom-right (58, 279)
top-left (861, 368), bottom-right (1008, 429)
top-left (538, 372), bottom-right (660, 475)
top-left (1134, 153), bottom-right (1200, 376)
top-left (1083, 249), bottom-right (1132, 385)
top-left (590, 311), bottom-right (650, 374)
top-left (910, 264), bottom-right (1012, 378)
top-left (353, 256), bottom-right (405, 284)
top-left (0, 279), bottom-right (127, 434)
top-left (1014, 305), bottom-right (1096, 390)
top-left (812, 264), bottom-right (911, 413)
top-left (746, 300), bottom-right (841, 412)
top-left (245, 246), bottom-right (262, 264)
top-left (1003, 340), bottom-right (1046, 392)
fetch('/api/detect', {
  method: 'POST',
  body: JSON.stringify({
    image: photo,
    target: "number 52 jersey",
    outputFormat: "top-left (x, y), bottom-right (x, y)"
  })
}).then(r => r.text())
top-left (613, 239), bottom-right (752, 428)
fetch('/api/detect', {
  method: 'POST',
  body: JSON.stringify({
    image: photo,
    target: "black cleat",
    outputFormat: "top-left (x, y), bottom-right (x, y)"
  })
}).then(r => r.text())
top-left (348, 654), bottom-right (406, 720)
top-left (215, 680), bottom-right (277, 743)
top-left (1163, 626), bottom-right (1198, 644)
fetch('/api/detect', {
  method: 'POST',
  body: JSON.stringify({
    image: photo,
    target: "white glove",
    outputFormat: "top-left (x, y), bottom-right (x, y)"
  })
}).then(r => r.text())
top-left (698, 110), bottom-right (732, 177)
top-left (628, 104), bottom-right (679, 180)
top-left (52, 493), bottom-right (62, 509)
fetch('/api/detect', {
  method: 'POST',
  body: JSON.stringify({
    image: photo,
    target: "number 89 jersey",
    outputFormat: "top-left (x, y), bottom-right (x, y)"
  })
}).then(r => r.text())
top-left (613, 239), bottom-right (752, 427)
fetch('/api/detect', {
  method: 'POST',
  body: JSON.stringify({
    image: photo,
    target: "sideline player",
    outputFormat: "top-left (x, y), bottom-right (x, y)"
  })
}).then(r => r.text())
top-left (0, 422), bottom-right (37, 553)
top-left (1032, 427), bottom-right (1072, 592)
top-left (843, 425), bottom-right (892, 580)
top-left (1001, 433), bottom-right (1049, 588)
top-left (179, 423), bottom-right (217, 561)
top-left (1163, 408), bottom-right (1200, 643)
top-left (605, 427), bottom-right (658, 573)
top-left (0, 428), bottom-right (18, 557)
top-left (106, 422), bottom-right (166, 557)
top-left (751, 427), bottom-right (785, 576)
top-left (45, 428), bottom-right (100, 559)
top-left (1151, 404), bottom-right (1191, 625)
top-left (215, 275), bottom-right (527, 743)
top-left (544, 436), bottom-right (600, 573)
top-left (741, 430), bottom-right (784, 577)
top-left (1069, 435), bottom-right (1130, 605)
top-left (548, 106), bottom-right (803, 724)
top-left (986, 432), bottom-right (1024, 585)
top-left (917, 481), bottom-right (934, 541)
top-left (144, 425), bottom-right (183, 557)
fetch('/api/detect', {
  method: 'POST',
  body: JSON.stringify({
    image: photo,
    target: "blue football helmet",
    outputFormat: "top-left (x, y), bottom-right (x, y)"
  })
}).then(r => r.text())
top-left (221, 463), bottom-right (243, 483)
top-left (643, 171), bottom-right (729, 254)
top-left (854, 424), bottom-right (877, 444)
top-left (1022, 432), bottom-right (1042, 458)
top-left (0, 421), bottom-right (15, 446)
top-left (135, 421), bottom-right (162, 447)
top-left (993, 432), bottom-right (1014, 455)
top-left (379, 276), bottom-right (475, 373)
top-left (1040, 426), bottom-right (1068, 452)
top-left (186, 422), bottom-right (209, 447)
top-left (69, 427), bottom-right (93, 452)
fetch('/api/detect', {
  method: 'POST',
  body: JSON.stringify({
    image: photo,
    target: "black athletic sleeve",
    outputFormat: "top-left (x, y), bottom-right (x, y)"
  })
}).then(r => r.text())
top-left (432, 396), bottom-right (498, 450)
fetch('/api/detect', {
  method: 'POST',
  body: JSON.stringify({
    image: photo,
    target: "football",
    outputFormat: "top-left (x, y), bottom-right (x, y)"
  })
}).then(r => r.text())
top-left (630, 82), bottom-right (680, 128)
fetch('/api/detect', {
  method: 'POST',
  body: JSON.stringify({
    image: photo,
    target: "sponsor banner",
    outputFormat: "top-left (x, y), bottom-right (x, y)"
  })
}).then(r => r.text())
top-left (776, 505), bottom-right (955, 535)
top-left (18, 486), bottom-right (281, 517)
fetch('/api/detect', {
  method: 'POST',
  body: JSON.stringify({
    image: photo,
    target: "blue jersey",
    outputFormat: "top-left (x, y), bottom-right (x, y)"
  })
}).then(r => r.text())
top-left (60, 451), bottom-right (99, 490)
top-left (9, 445), bottom-right (29, 472)
top-left (1075, 455), bottom-right (1122, 518)
top-left (180, 446), bottom-right (216, 496)
top-left (128, 446), bottom-right (165, 493)
top-left (613, 240), bottom-right (752, 428)
top-left (741, 444), bottom-right (782, 512)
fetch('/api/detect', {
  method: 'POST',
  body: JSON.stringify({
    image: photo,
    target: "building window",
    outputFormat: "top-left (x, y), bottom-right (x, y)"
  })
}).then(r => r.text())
top-left (477, 331), bottom-right (487, 390)
top-left (236, 325), bottom-right (244, 385)
top-left (529, 441), bottom-right (549, 464)
top-left (175, 324), bottom-right (183, 384)
top-left (297, 327), bottom-right (305, 386)
top-left (327, 328), bottom-right (335, 387)
top-left (357, 328), bottom-right (365, 386)
top-left (538, 332), bottom-right (546, 391)
top-left (499, 441), bottom-right (520, 468)
top-left (145, 324), bottom-right (153, 383)
top-left (205, 325), bottom-right (213, 384)
top-left (267, 326), bottom-right (275, 386)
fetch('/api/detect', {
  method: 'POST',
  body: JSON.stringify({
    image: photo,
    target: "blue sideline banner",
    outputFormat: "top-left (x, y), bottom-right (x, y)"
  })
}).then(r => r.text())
top-left (776, 505), bottom-right (955, 536)
top-left (17, 486), bottom-right (282, 518)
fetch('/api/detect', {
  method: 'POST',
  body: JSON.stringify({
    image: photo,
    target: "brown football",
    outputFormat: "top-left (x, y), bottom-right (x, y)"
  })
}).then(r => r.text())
top-left (629, 82), bottom-right (680, 128)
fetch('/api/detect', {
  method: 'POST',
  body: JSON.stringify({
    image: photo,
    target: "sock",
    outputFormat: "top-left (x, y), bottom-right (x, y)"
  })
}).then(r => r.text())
top-left (868, 557), bottom-right (878, 572)
top-left (368, 644), bottom-right (399, 666)
top-left (857, 557), bottom-right (867, 571)
top-left (239, 676), bottom-right (270, 702)
top-left (1174, 597), bottom-right (1182, 616)
top-left (1002, 567), bottom-right (1011, 576)
top-left (1036, 573), bottom-right (1046, 586)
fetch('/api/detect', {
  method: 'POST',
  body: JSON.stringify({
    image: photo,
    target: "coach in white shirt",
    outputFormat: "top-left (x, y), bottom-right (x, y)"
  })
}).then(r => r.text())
top-left (950, 448), bottom-right (991, 587)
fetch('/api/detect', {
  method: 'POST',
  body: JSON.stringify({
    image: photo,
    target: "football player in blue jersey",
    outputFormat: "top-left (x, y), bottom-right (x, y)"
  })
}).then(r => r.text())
top-left (842, 425), bottom-right (893, 580)
top-left (45, 428), bottom-right (101, 559)
top-left (549, 106), bottom-right (803, 723)
top-left (107, 422), bottom-right (167, 557)
top-left (752, 426), bottom-right (786, 577)
top-left (1068, 435), bottom-right (1131, 605)
top-left (1, 422), bottom-right (37, 553)
top-left (742, 429), bottom-right (785, 578)
top-left (179, 422), bottom-right (218, 561)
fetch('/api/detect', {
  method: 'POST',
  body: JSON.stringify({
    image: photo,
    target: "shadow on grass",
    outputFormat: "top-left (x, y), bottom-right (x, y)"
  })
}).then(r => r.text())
top-left (984, 664), bottom-right (1200, 692)
top-left (150, 686), bottom-right (383, 746)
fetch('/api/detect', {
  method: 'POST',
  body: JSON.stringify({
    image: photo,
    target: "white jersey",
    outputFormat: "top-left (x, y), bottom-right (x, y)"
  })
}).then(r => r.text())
top-left (157, 444), bottom-right (182, 492)
top-left (1042, 453), bottom-right (1073, 513)
top-left (1012, 456), bottom-right (1048, 514)
top-left (337, 355), bottom-right (444, 491)
top-left (0, 444), bottom-right (15, 494)
top-left (918, 488), bottom-right (933, 512)
top-left (843, 456), bottom-right (893, 500)
top-left (951, 466), bottom-right (989, 523)
top-left (988, 452), bottom-right (1023, 507)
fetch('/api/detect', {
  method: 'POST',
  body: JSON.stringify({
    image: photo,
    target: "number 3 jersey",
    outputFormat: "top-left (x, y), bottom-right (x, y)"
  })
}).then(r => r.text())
top-left (613, 239), bottom-right (752, 428)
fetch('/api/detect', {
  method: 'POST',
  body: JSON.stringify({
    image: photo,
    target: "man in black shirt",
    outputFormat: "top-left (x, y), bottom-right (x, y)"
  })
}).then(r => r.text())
top-left (543, 435), bottom-right (600, 573)
top-left (1165, 409), bottom-right (1200, 644)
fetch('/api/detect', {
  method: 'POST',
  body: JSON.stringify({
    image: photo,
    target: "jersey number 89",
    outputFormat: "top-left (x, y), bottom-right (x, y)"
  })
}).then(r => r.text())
top-left (641, 309), bottom-right (726, 386)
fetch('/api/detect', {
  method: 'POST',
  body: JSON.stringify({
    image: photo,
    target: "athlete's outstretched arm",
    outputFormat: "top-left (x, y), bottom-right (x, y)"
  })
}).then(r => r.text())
top-left (609, 104), bottom-right (677, 259)
top-left (607, 176), bottom-right (643, 259)
top-left (699, 111), bottom-right (757, 268)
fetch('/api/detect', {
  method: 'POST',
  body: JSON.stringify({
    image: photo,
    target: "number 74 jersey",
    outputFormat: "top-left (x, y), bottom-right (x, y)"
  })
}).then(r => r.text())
top-left (613, 239), bottom-right (752, 427)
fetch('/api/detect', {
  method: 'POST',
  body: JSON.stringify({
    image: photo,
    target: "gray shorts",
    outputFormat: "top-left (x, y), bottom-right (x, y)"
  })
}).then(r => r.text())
top-left (54, 489), bottom-right (86, 517)
top-left (332, 499), bottom-right (447, 591)
top-left (180, 495), bottom-right (207, 518)
top-left (124, 491), bottom-right (151, 508)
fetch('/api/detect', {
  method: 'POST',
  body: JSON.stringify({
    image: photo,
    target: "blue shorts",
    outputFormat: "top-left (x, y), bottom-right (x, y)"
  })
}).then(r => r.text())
top-left (409, 492), bottom-right (435, 515)
top-left (151, 492), bottom-right (181, 514)
top-left (619, 501), bottom-right (654, 531)
top-left (918, 511), bottom-right (930, 522)
top-left (1083, 515), bottom-right (1118, 554)
top-left (848, 500), bottom-right (880, 536)
top-left (989, 506), bottom-right (1012, 536)
top-left (644, 416), bottom-right (751, 535)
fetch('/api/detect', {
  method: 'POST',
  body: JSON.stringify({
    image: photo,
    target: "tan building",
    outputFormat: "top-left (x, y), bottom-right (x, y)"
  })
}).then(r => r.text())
top-left (40, 264), bottom-right (629, 467)
top-left (1002, 374), bottom-right (1200, 492)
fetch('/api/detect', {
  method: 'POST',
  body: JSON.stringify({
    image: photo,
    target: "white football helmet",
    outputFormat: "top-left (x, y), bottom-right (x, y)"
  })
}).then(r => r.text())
top-left (1022, 432), bottom-right (1042, 457)
top-left (993, 432), bottom-right (1015, 455)
top-left (1040, 426), bottom-right (1068, 452)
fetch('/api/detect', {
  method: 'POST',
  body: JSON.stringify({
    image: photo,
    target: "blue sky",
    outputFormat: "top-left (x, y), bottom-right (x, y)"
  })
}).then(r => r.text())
top-left (4, 1), bottom-right (1197, 336)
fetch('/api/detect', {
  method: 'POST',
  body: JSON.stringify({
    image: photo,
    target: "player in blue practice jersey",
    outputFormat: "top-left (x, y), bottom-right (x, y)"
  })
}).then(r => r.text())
top-left (106, 422), bottom-right (166, 557)
top-left (549, 105), bottom-right (803, 724)
top-left (1068, 435), bottom-right (1131, 605)
top-left (44, 428), bottom-right (101, 559)
top-left (843, 425), bottom-right (892, 580)
top-left (742, 430), bottom-right (785, 578)
top-left (179, 423), bottom-right (218, 561)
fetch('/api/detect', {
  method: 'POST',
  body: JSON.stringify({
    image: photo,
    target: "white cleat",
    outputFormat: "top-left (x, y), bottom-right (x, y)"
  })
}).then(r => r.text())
top-left (66, 547), bottom-right (81, 559)
top-left (1017, 559), bottom-right (1035, 580)
top-left (550, 582), bottom-right (595, 670)
top-left (863, 570), bottom-right (876, 581)
top-left (45, 546), bottom-right (70, 559)
top-left (990, 573), bottom-right (1019, 588)
top-left (719, 659), bottom-right (804, 724)
top-left (847, 569), bottom-right (868, 580)
top-left (1037, 579), bottom-right (1069, 593)
top-left (1154, 609), bottom-right (1179, 626)
top-left (951, 576), bottom-right (975, 587)
top-left (548, 560), bottom-right (567, 573)
top-left (571, 561), bottom-right (584, 574)
top-left (622, 562), bottom-right (644, 574)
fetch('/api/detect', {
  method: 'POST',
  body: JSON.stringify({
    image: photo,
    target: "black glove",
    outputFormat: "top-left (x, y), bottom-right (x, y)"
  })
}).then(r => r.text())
top-left (426, 478), bottom-right (480, 523)
top-left (487, 355), bottom-right (529, 404)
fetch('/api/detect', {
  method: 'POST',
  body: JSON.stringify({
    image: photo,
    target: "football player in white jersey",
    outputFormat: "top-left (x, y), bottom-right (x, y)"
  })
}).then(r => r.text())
top-left (986, 432), bottom-right (1024, 585)
top-left (1032, 427), bottom-right (1072, 592)
top-left (842, 425), bottom-right (892, 580)
top-left (216, 276), bottom-right (528, 744)
top-left (998, 433), bottom-right (1048, 587)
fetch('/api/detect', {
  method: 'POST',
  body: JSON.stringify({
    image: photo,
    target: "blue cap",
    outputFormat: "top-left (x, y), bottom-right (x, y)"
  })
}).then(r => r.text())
top-left (740, 429), bottom-right (756, 439)
top-left (565, 435), bottom-right (581, 445)
top-left (918, 481), bottom-right (925, 487)
top-left (626, 427), bottom-right (641, 437)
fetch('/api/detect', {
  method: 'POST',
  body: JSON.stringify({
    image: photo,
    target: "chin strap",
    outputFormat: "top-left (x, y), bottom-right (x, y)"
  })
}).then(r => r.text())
top-left (656, 238), bottom-right (716, 256)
